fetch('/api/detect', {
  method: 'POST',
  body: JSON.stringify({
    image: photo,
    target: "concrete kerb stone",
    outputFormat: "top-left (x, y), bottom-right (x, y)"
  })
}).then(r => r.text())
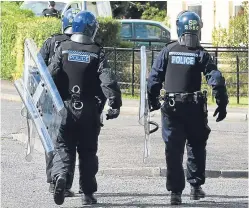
top-left (11, 133), bottom-right (248, 179)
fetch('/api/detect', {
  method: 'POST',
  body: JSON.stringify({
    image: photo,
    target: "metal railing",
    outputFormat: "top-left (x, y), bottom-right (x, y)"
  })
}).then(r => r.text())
top-left (104, 46), bottom-right (248, 104)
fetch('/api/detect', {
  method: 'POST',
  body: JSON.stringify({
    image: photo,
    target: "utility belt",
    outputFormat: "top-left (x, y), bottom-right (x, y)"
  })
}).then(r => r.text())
top-left (160, 90), bottom-right (208, 111)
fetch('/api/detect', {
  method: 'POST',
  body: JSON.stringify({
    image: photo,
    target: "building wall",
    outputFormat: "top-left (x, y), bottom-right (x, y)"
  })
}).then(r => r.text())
top-left (167, 0), bottom-right (245, 43)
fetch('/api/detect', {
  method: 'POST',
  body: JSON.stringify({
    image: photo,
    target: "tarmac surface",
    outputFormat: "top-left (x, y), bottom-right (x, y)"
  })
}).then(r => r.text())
top-left (1, 138), bottom-right (248, 208)
top-left (1, 80), bottom-right (248, 176)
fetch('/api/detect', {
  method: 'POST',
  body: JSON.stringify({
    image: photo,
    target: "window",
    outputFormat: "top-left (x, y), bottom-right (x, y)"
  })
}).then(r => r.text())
top-left (188, 5), bottom-right (202, 40)
top-left (146, 25), bottom-right (162, 39)
top-left (188, 5), bottom-right (202, 18)
top-left (135, 24), bottom-right (162, 39)
top-left (120, 24), bottom-right (132, 38)
top-left (70, 3), bottom-right (79, 9)
top-left (234, 5), bottom-right (244, 16)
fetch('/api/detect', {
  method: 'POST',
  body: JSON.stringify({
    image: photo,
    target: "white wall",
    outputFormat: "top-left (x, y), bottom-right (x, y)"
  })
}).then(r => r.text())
top-left (215, 0), bottom-right (230, 28)
top-left (201, 1), bottom-right (215, 43)
top-left (166, 0), bottom-right (242, 43)
top-left (167, 0), bottom-right (183, 40)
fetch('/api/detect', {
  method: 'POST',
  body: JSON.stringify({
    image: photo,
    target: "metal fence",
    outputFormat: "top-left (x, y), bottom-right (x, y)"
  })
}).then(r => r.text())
top-left (104, 46), bottom-right (248, 104)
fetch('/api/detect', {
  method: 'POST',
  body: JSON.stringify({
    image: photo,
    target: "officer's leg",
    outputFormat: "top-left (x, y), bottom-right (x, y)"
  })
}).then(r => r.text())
top-left (64, 153), bottom-right (76, 197)
top-left (79, 104), bottom-right (103, 194)
top-left (77, 100), bottom-right (100, 205)
top-left (185, 103), bottom-right (211, 199)
top-left (45, 134), bottom-right (76, 196)
top-left (45, 152), bottom-right (55, 192)
top-left (161, 104), bottom-right (186, 194)
top-left (51, 104), bottom-right (77, 205)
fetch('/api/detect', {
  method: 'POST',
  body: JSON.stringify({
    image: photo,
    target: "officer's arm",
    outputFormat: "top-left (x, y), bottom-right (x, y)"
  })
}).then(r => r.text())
top-left (47, 45), bottom-right (62, 78)
top-left (202, 52), bottom-right (228, 106)
top-left (39, 38), bottom-right (52, 66)
top-left (147, 47), bottom-right (168, 101)
top-left (98, 50), bottom-right (122, 109)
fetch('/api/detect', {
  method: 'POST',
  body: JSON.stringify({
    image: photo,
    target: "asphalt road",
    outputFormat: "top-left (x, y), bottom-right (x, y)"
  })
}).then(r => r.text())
top-left (1, 138), bottom-right (248, 208)
top-left (1, 96), bottom-right (248, 171)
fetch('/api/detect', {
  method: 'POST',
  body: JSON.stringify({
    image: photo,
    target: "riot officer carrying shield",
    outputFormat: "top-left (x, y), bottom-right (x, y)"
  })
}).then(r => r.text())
top-left (40, 8), bottom-right (107, 198)
top-left (48, 11), bottom-right (122, 206)
top-left (147, 11), bottom-right (228, 205)
top-left (40, 8), bottom-right (80, 197)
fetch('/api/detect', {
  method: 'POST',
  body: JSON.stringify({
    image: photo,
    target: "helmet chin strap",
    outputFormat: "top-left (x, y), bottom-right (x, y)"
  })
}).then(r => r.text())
top-left (178, 34), bottom-right (200, 48)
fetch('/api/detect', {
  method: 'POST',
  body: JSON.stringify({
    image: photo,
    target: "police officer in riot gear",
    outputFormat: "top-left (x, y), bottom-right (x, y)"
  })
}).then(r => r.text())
top-left (147, 11), bottom-right (228, 205)
top-left (40, 8), bottom-right (80, 197)
top-left (49, 11), bottom-right (122, 206)
top-left (42, 1), bottom-right (60, 18)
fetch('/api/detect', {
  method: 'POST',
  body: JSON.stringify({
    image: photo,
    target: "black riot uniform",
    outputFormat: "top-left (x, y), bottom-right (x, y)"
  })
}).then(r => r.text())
top-left (147, 11), bottom-right (228, 206)
top-left (40, 33), bottom-right (74, 194)
top-left (42, 8), bottom-right (59, 18)
top-left (42, 1), bottom-right (59, 18)
top-left (40, 34), bottom-right (70, 66)
top-left (49, 35), bottom-right (122, 204)
top-left (40, 33), bottom-right (107, 194)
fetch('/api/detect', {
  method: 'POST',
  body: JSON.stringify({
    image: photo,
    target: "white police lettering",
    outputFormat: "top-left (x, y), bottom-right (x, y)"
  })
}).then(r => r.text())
top-left (68, 52), bottom-right (90, 63)
top-left (171, 56), bottom-right (195, 65)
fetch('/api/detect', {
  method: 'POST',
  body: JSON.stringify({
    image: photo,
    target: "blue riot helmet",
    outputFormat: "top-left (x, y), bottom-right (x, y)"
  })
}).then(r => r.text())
top-left (61, 8), bottom-right (81, 35)
top-left (71, 11), bottom-right (99, 42)
top-left (176, 11), bottom-right (203, 48)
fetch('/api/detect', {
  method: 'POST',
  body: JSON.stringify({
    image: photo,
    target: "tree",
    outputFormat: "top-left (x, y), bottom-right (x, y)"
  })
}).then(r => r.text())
top-left (111, 1), bottom-right (167, 21)
top-left (212, 1), bottom-right (248, 47)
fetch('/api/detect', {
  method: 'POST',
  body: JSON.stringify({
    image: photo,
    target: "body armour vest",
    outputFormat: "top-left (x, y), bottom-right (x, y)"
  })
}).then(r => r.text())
top-left (48, 34), bottom-right (70, 65)
top-left (60, 41), bottom-right (101, 99)
top-left (164, 41), bottom-right (204, 93)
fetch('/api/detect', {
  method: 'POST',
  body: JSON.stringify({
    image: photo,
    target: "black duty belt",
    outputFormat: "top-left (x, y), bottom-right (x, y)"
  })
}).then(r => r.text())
top-left (162, 90), bottom-right (207, 107)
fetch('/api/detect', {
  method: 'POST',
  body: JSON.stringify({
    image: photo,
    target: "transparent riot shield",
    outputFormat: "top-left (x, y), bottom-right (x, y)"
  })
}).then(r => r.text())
top-left (139, 46), bottom-right (159, 162)
top-left (14, 38), bottom-right (65, 161)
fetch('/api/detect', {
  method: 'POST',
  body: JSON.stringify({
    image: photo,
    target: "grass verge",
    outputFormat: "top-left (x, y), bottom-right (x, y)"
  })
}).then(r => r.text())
top-left (122, 95), bottom-right (248, 108)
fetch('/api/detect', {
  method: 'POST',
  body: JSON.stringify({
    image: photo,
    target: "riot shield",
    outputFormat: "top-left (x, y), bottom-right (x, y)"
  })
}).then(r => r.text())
top-left (139, 46), bottom-right (159, 162)
top-left (14, 38), bottom-right (65, 161)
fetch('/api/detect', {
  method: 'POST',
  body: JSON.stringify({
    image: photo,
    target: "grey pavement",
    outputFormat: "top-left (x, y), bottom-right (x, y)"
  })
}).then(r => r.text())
top-left (1, 138), bottom-right (248, 208)
top-left (1, 79), bottom-right (248, 118)
top-left (1, 80), bottom-right (248, 176)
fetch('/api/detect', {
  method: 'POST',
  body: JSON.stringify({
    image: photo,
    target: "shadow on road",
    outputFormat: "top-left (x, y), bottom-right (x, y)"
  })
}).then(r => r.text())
top-left (61, 192), bottom-right (248, 208)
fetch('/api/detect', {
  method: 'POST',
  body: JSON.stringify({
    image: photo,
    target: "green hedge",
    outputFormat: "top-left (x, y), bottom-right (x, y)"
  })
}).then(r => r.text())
top-left (1, 2), bottom-right (34, 18)
top-left (211, 2), bottom-right (248, 97)
top-left (1, 2), bottom-right (122, 80)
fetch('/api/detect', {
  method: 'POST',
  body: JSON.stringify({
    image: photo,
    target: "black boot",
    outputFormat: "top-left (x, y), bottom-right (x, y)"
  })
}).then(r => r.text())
top-left (82, 194), bottom-right (97, 205)
top-left (54, 174), bottom-right (67, 205)
top-left (49, 183), bottom-right (55, 193)
top-left (190, 186), bottom-right (205, 200)
top-left (170, 192), bottom-right (182, 205)
top-left (50, 183), bottom-right (75, 197)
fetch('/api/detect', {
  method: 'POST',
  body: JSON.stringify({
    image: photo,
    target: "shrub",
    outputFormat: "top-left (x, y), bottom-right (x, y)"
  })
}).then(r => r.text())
top-left (95, 17), bottom-right (121, 47)
top-left (1, 1), bottom-right (34, 18)
top-left (211, 1), bottom-right (248, 97)
top-left (1, 2), bottom-right (122, 80)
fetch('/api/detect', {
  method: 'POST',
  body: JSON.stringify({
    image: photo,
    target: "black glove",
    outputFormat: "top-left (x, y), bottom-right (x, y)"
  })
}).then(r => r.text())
top-left (149, 100), bottom-right (161, 112)
top-left (213, 105), bottom-right (227, 122)
top-left (106, 108), bottom-right (120, 120)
